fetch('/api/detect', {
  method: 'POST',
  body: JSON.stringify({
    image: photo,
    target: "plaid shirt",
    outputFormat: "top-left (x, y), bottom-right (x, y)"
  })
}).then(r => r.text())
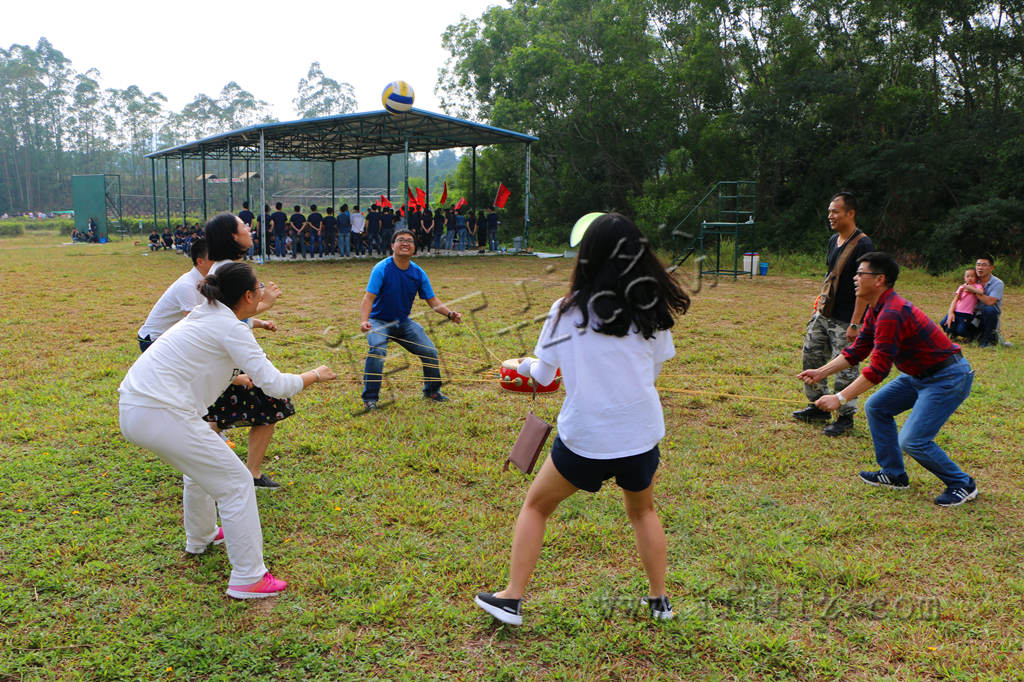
top-left (842, 288), bottom-right (960, 384)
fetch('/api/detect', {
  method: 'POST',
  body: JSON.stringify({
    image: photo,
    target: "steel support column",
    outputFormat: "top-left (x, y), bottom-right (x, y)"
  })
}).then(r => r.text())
top-left (228, 146), bottom-right (234, 212)
top-left (201, 149), bottom-right (208, 224)
top-left (164, 158), bottom-right (170, 229)
top-left (524, 144), bottom-right (531, 249)
top-left (151, 158), bottom-right (157, 234)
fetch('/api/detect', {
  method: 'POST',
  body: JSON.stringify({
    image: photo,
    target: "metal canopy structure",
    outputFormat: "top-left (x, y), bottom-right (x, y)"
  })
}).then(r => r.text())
top-left (146, 108), bottom-right (537, 162)
top-left (145, 109), bottom-right (537, 260)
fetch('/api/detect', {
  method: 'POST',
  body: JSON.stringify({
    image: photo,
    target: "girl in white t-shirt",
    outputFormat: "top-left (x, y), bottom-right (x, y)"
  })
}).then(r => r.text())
top-left (119, 262), bottom-right (337, 599)
top-left (474, 213), bottom-right (690, 625)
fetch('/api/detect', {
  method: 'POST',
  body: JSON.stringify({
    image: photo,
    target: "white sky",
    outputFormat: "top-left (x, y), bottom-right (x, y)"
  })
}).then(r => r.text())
top-left (1, 0), bottom-right (501, 121)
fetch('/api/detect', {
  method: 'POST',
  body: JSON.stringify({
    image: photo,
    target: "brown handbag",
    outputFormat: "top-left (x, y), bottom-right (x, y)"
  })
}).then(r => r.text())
top-left (504, 412), bottom-right (553, 475)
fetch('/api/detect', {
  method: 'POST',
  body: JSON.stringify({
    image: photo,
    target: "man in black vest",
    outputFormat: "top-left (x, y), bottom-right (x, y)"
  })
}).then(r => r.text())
top-left (793, 192), bottom-right (874, 436)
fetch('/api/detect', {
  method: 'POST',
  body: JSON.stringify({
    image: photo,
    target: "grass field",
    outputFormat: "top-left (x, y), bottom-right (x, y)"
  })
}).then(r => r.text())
top-left (1, 233), bottom-right (1022, 681)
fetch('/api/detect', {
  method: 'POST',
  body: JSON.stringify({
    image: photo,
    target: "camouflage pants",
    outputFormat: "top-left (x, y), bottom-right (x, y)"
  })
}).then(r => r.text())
top-left (801, 313), bottom-right (859, 417)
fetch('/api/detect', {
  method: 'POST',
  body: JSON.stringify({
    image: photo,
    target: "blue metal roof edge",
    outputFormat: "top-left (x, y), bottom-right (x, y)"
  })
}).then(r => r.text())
top-left (145, 108), bottom-right (537, 159)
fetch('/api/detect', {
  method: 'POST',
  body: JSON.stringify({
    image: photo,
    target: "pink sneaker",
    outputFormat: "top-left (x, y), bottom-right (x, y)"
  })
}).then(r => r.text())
top-left (226, 572), bottom-right (287, 600)
top-left (186, 527), bottom-right (225, 555)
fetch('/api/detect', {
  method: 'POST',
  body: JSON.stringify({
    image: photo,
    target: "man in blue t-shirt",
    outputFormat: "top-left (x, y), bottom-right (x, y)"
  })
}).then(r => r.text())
top-left (359, 229), bottom-right (463, 409)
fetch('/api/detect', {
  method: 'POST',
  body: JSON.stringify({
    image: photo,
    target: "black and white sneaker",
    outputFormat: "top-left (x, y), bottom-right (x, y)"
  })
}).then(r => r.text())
top-left (642, 596), bottom-right (676, 621)
top-left (474, 592), bottom-right (522, 625)
top-left (859, 470), bottom-right (910, 489)
top-left (934, 478), bottom-right (978, 507)
top-left (253, 473), bottom-right (282, 491)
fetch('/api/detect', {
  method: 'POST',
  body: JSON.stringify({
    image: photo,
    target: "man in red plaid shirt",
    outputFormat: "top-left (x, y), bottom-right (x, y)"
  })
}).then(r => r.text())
top-left (797, 252), bottom-right (978, 507)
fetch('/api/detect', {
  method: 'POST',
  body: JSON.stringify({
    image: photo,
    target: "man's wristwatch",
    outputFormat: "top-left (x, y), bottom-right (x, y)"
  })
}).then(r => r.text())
top-left (849, 323), bottom-right (859, 331)
top-left (837, 393), bottom-right (848, 406)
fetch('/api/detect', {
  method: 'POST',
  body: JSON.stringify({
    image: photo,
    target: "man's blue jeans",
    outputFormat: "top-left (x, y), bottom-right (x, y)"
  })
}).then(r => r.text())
top-left (976, 304), bottom-right (1000, 346)
top-left (863, 358), bottom-right (973, 487)
top-left (339, 232), bottom-right (351, 257)
top-left (274, 234), bottom-right (287, 257)
top-left (312, 233), bottom-right (323, 256)
top-left (362, 317), bottom-right (441, 402)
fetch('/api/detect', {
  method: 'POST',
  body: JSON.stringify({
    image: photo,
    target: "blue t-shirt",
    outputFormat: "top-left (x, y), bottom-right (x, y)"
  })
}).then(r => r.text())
top-left (366, 258), bottom-right (435, 322)
top-left (338, 211), bottom-right (351, 233)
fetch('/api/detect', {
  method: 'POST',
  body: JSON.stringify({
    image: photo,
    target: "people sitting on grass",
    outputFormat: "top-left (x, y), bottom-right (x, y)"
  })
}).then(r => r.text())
top-left (148, 229), bottom-right (162, 250)
top-left (972, 254), bottom-right (1004, 347)
top-left (940, 267), bottom-right (979, 340)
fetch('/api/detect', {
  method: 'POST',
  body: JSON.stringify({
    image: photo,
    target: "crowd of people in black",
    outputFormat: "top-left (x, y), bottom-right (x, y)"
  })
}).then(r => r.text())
top-left (147, 222), bottom-right (207, 256)
top-left (257, 201), bottom-right (502, 260)
top-left (142, 200), bottom-right (505, 261)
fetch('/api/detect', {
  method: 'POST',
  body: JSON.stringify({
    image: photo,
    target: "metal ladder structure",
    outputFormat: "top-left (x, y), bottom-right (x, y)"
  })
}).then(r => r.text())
top-left (670, 180), bottom-right (758, 279)
top-left (104, 174), bottom-right (127, 238)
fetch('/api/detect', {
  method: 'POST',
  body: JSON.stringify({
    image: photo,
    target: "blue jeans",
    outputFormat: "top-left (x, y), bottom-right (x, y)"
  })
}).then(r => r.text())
top-left (940, 312), bottom-right (976, 339)
top-left (311, 233), bottom-right (323, 256)
top-left (457, 227), bottom-right (469, 250)
top-left (339, 232), bottom-right (351, 257)
top-left (976, 304), bottom-right (1000, 345)
top-left (274, 234), bottom-right (287, 257)
top-left (488, 230), bottom-right (498, 251)
top-left (863, 358), bottom-right (973, 487)
top-left (362, 318), bottom-right (441, 402)
top-left (433, 229), bottom-right (442, 250)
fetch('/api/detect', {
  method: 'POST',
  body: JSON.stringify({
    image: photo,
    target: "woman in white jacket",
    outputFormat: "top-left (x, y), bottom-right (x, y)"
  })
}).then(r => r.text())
top-left (119, 262), bottom-right (336, 599)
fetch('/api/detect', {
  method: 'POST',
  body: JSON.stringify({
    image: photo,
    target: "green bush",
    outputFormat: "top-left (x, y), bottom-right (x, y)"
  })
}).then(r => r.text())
top-left (0, 223), bottom-right (24, 237)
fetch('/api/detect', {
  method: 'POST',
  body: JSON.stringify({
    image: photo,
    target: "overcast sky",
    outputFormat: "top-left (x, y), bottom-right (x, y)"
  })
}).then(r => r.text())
top-left (2, 0), bottom-right (501, 121)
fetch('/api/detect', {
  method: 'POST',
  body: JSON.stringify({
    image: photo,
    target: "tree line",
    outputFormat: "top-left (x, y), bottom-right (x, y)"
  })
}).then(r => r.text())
top-left (0, 39), bottom-right (357, 215)
top-left (441, 0), bottom-right (1024, 271)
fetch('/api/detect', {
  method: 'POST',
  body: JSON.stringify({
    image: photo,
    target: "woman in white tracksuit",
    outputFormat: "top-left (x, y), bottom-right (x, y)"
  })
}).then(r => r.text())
top-left (119, 261), bottom-right (336, 599)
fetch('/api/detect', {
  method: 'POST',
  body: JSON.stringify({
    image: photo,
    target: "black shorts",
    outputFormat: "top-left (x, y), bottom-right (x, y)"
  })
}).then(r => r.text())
top-left (550, 436), bottom-right (660, 493)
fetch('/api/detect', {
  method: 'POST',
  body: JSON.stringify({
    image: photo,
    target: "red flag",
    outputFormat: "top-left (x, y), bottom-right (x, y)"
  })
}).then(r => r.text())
top-left (416, 187), bottom-right (426, 209)
top-left (408, 187), bottom-right (416, 208)
top-left (454, 197), bottom-right (468, 211)
top-left (439, 181), bottom-right (448, 206)
top-left (493, 182), bottom-right (511, 208)
top-left (379, 194), bottom-right (392, 208)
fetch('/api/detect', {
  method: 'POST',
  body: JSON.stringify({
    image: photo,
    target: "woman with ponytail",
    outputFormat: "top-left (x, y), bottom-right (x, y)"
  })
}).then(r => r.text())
top-left (119, 262), bottom-right (337, 599)
top-left (203, 213), bottom-right (293, 490)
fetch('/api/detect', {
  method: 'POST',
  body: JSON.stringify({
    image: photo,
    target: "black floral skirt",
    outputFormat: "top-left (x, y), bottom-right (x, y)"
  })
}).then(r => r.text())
top-left (204, 383), bottom-right (295, 429)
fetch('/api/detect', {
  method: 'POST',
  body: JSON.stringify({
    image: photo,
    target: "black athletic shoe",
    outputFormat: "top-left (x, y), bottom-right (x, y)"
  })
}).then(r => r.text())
top-left (823, 415), bottom-right (854, 437)
top-left (474, 592), bottom-right (522, 625)
top-left (363, 400), bottom-right (379, 411)
top-left (934, 478), bottom-right (979, 507)
top-left (424, 391), bottom-right (450, 403)
top-left (792, 405), bottom-right (831, 422)
top-left (253, 473), bottom-right (282, 491)
top-left (642, 596), bottom-right (676, 621)
top-left (859, 470), bottom-right (910, 489)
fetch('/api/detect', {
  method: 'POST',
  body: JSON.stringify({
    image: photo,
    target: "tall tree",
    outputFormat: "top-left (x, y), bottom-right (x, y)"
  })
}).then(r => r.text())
top-left (293, 62), bottom-right (356, 119)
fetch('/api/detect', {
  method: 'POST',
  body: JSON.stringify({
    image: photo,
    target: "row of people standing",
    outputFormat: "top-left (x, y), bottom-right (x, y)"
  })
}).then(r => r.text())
top-left (245, 202), bottom-right (502, 259)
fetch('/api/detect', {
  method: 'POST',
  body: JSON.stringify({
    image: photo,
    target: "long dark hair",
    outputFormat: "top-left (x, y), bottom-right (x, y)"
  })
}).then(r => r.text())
top-left (205, 212), bottom-right (247, 261)
top-left (198, 262), bottom-right (257, 309)
top-left (560, 212), bottom-right (689, 338)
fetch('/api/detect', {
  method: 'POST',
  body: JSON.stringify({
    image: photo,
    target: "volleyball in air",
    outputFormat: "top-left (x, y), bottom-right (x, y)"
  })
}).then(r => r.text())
top-left (382, 81), bottom-right (415, 113)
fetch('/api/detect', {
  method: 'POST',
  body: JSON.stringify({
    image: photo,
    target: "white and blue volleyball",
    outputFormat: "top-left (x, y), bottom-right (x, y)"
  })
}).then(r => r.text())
top-left (382, 81), bottom-right (415, 113)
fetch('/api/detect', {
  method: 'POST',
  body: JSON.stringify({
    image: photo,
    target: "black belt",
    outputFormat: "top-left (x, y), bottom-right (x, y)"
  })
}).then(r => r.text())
top-left (915, 352), bottom-right (962, 379)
